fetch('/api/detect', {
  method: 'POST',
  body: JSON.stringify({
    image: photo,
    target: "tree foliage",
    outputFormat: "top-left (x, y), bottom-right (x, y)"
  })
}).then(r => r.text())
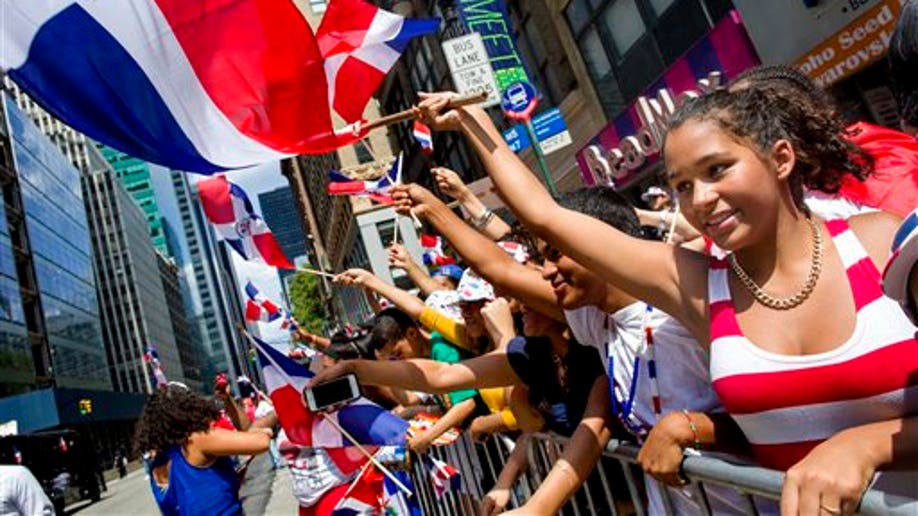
top-left (288, 272), bottom-right (327, 334)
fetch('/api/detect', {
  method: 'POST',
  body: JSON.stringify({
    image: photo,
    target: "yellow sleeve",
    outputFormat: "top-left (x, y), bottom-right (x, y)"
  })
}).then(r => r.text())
top-left (499, 407), bottom-right (519, 430)
top-left (418, 306), bottom-right (468, 348)
top-left (478, 387), bottom-right (519, 431)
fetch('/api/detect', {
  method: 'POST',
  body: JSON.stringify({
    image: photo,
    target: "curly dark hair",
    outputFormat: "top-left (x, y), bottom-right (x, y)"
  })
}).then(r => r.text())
top-left (133, 384), bottom-right (220, 456)
top-left (664, 85), bottom-right (874, 209)
top-left (729, 64), bottom-right (834, 109)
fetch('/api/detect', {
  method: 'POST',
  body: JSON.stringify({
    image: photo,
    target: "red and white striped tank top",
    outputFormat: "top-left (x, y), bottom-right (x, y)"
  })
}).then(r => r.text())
top-left (709, 219), bottom-right (918, 471)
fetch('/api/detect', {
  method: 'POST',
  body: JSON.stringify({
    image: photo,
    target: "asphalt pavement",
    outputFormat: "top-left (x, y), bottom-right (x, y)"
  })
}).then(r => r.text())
top-left (65, 452), bottom-right (298, 515)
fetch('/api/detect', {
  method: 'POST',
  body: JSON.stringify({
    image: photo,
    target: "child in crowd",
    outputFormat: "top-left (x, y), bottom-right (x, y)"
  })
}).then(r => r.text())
top-left (134, 383), bottom-right (272, 515)
top-left (412, 82), bottom-right (918, 513)
top-left (388, 181), bottom-right (738, 513)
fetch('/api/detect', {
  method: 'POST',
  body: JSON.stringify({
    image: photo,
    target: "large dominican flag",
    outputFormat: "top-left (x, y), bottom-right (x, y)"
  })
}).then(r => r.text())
top-left (1, 0), bottom-right (437, 173)
top-left (318, 0), bottom-right (440, 123)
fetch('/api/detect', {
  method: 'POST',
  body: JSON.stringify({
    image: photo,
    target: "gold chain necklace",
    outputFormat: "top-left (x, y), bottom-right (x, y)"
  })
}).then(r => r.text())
top-left (727, 218), bottom-right (823, 310)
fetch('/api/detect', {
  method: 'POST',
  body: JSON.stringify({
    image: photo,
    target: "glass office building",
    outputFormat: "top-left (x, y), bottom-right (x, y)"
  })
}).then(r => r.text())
top-left (3, 94), bottom-right (109, 392)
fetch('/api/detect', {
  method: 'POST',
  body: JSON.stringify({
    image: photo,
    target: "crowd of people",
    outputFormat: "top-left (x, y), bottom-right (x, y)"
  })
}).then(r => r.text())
top-left (127, 4), bottom-right (918, 515)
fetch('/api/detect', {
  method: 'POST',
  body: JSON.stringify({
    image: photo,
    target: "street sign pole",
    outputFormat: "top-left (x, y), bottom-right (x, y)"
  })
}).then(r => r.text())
top-left (523, 118), bottom-right (558, 197)
top-left (501, 81), bottom-right (559, 197)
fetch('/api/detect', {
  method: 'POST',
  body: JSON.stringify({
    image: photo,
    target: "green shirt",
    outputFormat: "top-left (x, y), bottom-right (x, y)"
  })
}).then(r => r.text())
top-left (429, 332), bottom-right (477, 406)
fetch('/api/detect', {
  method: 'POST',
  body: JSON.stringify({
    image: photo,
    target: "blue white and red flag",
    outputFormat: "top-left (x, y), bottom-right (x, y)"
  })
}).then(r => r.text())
top-left (252, 335), bottom-right (408, 449)
top-left (143, 344), bottom-right (168, 388)
top-left (1, 0), bottom-right (436, 173)
top-left (327, 153), bottom-right (402, 205)
top-left (197, 175), bottom-right (294, 269)
top-left (318, 0), bottom-right (439, 123)
top-left (244, 281), bottom-right (283, 323)
top-left (412, 120), bottom-right (434, 155)
top-left (419, 234), bottom-right (455, 267)
top-left (425, 456), bottom-right (461, 499)
top-left (382, 471), bottom-right (421, 515)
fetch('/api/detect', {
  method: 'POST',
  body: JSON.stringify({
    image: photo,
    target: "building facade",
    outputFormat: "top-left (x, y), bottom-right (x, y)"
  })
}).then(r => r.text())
top-left (97, 145), bottom-right (169, 255)
top-left (82, 165), bottom-right (185, 393)
top-left (156, 253), bottom-right (205, 391)
top-left (1, 94), bottom-right (110, 393)
top-left (258, 187), bottom-right (310, 297)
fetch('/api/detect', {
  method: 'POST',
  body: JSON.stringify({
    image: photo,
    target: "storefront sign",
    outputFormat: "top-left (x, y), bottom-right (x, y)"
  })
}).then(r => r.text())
top-left (442, 33), bottom-right (501, 108)
top-left (733, 0), bottom-right (897, 65)
top-left (794, 0), bottom-right (906, 86)
top-left (457, 0), bottom-right (532, 91)
top-left (576, 12), bottom-right (760, 189)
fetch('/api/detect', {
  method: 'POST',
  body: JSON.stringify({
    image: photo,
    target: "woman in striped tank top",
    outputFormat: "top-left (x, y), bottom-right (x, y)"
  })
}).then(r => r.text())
top-left (413, 83), bottom-right (918, 514)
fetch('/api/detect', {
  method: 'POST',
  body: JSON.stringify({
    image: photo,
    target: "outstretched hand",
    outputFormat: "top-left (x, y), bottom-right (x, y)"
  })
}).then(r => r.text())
top-left (390, 183), bottom-right (440, 218)
top-left (480, 297), bottom-right (515, 348)
top-left (333, 268), bottom-right (377, 287)
top-left (388, 243), bottom-right (412, 270)
top-left (432, 167), bottom-right (470, 201)
top-left (306, 360), bottom-right (356, 389)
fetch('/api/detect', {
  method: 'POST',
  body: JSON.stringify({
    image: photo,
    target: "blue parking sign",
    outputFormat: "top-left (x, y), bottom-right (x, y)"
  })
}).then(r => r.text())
top-left (502, 125), bottom-right (531, 152)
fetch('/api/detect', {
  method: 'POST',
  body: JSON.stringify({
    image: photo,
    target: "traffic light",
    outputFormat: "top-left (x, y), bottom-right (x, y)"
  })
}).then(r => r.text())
top-left (78, 398), bottom-right (92, 415)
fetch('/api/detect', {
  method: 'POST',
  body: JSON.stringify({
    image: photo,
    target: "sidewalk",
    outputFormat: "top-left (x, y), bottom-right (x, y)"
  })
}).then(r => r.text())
top-left (262, 464), bottom-right (297, 514)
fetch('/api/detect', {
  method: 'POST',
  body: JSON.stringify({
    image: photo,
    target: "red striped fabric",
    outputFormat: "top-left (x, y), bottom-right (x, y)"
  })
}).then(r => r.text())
top-left (154, 0), bottom-right (335, 151)
top-left (708, 219), bottom-right (918, 470)
top-left (713, 339), bottom-right (918, 415)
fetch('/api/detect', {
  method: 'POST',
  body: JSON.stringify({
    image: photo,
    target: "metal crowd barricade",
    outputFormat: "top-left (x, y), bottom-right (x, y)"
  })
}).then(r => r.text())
top-left (407, 433), bottom-right (918, 515)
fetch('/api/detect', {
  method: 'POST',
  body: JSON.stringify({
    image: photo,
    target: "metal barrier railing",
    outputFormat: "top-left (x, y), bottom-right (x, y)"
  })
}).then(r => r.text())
top-left (407, 433), bottom-right (918, 515)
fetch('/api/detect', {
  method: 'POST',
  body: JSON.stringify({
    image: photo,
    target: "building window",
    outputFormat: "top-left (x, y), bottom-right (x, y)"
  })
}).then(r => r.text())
top-left (603, 0), bottom-right (645, 55)
top-left (648, 0), bottom-right (676, 15)
top-left (565, 0), bottom-right (731, 117)
top-left (509, 0), bottom-right (578, 106)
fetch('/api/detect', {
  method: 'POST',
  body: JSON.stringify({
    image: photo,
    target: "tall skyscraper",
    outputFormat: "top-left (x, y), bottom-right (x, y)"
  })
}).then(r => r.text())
top-left (170, 171), bottom-right (248, 382)
top-left (96, 145), bottom-right (169, 255)
top-left (258, 187), bottom-right (308, 292)
top-left (0, 94), bottom-right (110, 393)
top-left (83, 165), bottom-right (185, 393)
top-left (156, 253), bottom-right (205, 392)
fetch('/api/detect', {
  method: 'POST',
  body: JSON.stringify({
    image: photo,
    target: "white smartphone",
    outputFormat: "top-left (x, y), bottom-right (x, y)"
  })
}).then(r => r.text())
top-left (303, 374), bottom-right (361, 412)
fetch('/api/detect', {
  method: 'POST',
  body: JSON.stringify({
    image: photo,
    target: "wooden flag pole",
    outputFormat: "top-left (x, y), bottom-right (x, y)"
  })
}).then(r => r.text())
top-left (317, 413), bottom-right (413, 496)
top-left (358, 91), bottom-right (487, 133)
top-left (298, 266), bottom-right (338, 279)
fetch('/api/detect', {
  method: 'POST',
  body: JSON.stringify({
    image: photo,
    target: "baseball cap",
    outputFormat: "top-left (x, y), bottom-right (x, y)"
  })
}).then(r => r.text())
top-left (456, 269), bottom-right (495, 302)
top-left (882, 209), bottom-right (918, 323)
top-left (641, 186), bottom-right (667, 202)
top-left (432, 264), bottom-right (464, 282)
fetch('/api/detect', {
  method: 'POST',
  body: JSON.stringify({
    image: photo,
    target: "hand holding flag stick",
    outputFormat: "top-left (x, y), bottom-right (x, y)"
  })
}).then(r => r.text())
top-left (357, 91), bottom-right (487, 134)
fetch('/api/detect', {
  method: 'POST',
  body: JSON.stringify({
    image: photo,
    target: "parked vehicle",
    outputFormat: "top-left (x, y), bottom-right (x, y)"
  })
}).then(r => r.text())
top-left (0, 429), bottom-right (104, 514)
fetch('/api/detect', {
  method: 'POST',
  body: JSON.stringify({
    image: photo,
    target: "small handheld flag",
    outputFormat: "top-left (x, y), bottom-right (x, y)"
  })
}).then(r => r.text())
top-left (413, 121), bottom-right (434, 155)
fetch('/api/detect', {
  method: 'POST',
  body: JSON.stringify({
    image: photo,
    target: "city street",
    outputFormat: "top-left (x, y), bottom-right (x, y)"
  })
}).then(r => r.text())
top-left (66, 453), bottom-right (297, 515)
